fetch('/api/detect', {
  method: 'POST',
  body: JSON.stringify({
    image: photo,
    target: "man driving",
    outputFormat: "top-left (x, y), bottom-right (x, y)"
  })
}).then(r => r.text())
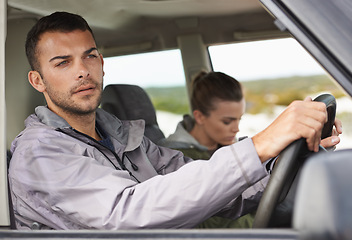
top-left (8, 11), bottom-right (341, 230)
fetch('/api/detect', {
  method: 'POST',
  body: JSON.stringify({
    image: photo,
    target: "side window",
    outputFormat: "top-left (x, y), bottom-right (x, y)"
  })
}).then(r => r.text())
top-left (103, 50), bottom-right (188, 137)
top-left (209, 38), bottom-right (352, 149)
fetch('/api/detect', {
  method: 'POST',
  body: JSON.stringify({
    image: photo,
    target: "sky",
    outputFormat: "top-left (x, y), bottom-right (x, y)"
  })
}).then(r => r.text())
top-left (103, 38), bottom-right (326, 88)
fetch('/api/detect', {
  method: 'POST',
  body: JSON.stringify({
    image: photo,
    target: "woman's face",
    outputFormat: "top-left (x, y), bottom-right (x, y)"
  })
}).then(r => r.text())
top-left (197, 99), bottom-right (246, 148)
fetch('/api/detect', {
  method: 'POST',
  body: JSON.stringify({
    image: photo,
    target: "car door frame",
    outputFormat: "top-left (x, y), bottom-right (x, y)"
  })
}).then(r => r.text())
top-left (0, 0), bottom-right (10, 229)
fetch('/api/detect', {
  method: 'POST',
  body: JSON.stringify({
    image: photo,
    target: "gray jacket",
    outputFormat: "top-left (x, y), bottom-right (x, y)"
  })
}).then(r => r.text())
top-left (163, 114), bottom-right (208, 151)
top-left (8, 106), bottom-right (269, 230)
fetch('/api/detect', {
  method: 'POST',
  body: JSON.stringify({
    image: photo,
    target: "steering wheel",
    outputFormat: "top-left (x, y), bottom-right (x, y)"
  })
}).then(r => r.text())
top-left (252, 94), bottom-right (336, 228)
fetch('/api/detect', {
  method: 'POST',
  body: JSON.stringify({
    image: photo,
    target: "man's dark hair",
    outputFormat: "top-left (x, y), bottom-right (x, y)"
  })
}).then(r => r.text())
top-left (25, 11), bottom-right (95, 71)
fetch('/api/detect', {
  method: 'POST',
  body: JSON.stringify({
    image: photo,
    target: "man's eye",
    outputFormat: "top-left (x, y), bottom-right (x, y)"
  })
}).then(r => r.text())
top-left (87, 54), bottom-right (98, 59)
top-left (56, 61), bottom-right (68, 67)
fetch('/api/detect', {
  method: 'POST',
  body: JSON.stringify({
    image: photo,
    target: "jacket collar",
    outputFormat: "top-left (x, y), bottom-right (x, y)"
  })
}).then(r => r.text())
top-left (33, 106), bottom-right (145, 152)
top-left (95, 108), bottom-right (145, 152)
top-left (165, 116), bottom-right (207, 151)
top-left (35, 106), bottom-right (71, 129)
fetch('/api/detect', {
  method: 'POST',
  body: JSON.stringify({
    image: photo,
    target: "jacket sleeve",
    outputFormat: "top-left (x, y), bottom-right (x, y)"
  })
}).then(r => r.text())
top-left (9, 132), bottom-right (267, 230)
top-left (141, 136), bottom-right (194, 174)
top-left (142, 136), bottom-right (269, 219)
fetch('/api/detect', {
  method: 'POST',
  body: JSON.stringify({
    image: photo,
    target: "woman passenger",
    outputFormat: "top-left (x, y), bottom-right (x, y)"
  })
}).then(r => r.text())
top-left (163, 71), bottom-right (253, 228)
top-left (164, 71), bottom-right (245, 160)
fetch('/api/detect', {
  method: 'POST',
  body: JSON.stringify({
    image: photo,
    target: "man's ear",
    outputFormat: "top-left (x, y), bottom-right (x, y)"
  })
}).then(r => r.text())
top-left (193, 110), bottom-right (205, 125)
top-left (28, 71), bottom-right (45, 92)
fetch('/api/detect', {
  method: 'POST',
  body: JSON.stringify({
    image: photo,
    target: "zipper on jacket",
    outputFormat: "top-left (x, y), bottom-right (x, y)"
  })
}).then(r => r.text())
top-left (57, 128), bottom-right (141, 182)
top-left (121, 153), bottom-right (140, 183)
top-left (123, 152), bottom-right (139, 171)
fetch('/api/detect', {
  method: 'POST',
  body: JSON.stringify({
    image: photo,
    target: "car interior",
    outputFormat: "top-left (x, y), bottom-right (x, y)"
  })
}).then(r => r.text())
top-left (1, 0), bottom-right (352, 239)
top-left (101, 84), bottom-right (166, 145)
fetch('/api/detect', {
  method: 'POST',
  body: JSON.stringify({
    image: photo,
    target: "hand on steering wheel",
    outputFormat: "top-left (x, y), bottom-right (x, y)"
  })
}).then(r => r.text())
top-left (252, 94), bottom-right (337, 228)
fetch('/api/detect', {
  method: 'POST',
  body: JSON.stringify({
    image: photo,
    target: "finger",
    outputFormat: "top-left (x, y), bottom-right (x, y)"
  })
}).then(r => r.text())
top-left (334, 119), bottom-right (343, 134)
top-left (288, 101), bottom-right (327, 123)
top-left (298, 112), bottom-right (325, 152)
top-left (311, 127), bottom-right (322, 152)
top-left (304, 96), bottom-right (313, 102)
top-left (302, 100), bottom-right (327, 117)
top-left (297, 124), bottom-right (320, 152)
top-left (321, 136), bottom-right (340, 148)
top-left (331, 128), bottom-right (339, 137)
top-left (298, 104), bottom-right (327, 129)
top-left (291, 116), bottom-right (322, 152)
top-left (283, 101), bottom-right (326, 152)
top-left (300, 100), bottom-right (328, 123)
top-left (254, 100), bottom-right (327, 160)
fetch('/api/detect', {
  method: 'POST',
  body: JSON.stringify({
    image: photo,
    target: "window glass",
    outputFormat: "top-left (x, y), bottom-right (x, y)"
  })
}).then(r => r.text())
top-left (103, 50), bottom-right (186, 136)
top-left (209, 38), bottom-right (352, 149)
top-left (209, 38), bottom-right (324, 81)
top-left (103, 49), bottom-right (185, 88)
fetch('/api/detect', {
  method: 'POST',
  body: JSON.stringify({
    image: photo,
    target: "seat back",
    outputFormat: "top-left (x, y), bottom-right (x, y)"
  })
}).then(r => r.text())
top-left (293, 149), bottom-right (352, 240)
top-left (101, 84), bottom-right (165, 144)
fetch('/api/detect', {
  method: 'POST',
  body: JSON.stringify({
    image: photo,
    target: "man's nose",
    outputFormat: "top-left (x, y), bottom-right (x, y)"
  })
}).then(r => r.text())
top-left (76, 61), bottom-right (89, 80)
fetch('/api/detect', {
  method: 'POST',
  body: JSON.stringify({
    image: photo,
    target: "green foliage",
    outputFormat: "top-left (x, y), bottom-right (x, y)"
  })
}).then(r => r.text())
top-left (145, 86), bottom-right (190, 114)
top-left (145, 75), bottom-right (347, 115)
top-left (242, 75), bottom-right (346, 114)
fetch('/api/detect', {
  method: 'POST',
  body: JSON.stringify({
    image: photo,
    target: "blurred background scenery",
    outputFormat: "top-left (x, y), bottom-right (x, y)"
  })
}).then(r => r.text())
top-left (103, 38), bottom-right (352, 150)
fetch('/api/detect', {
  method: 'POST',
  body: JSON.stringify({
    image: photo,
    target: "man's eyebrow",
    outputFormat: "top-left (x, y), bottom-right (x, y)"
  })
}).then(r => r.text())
top-left (49, 48), bottom-right (98, 62)
top-left (49, 55), bottom-right (70, 62)
top-left (84, 47), bottom-right (99, 55)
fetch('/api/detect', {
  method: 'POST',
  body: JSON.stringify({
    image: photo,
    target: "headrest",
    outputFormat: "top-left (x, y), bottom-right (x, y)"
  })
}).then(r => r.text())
top-left (101, 84), bottom-right (165, 144)
top-left (101, 84), bottom-right (157, 124)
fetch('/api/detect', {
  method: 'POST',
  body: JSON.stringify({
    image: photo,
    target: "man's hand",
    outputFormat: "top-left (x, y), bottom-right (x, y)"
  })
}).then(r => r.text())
top-left (252, 97), bottom-right (327, 163)
top-left (320, 118), bottom-right (342, 149)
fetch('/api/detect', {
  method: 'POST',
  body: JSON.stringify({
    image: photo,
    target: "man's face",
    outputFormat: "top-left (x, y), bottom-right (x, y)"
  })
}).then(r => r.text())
top-left (34, 30), bottom-right (104, 116)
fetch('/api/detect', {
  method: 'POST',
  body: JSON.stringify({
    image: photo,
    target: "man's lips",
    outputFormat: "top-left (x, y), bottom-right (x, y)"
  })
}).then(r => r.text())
top-left (73, 84), bottom-right (96, 94)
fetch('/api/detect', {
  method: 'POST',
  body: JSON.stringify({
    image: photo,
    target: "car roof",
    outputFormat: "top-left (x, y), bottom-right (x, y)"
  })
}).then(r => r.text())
top-left (260, 0), bottom-right (352, 97)
top-left (7, 0), bottom-right (286, 57)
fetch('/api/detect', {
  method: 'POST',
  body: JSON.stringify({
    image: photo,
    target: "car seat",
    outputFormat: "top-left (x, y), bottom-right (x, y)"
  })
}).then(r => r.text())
top-left (101, 84), bottom-right (166, 145)
top-left (293, 149), bottom-right (352, 240)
